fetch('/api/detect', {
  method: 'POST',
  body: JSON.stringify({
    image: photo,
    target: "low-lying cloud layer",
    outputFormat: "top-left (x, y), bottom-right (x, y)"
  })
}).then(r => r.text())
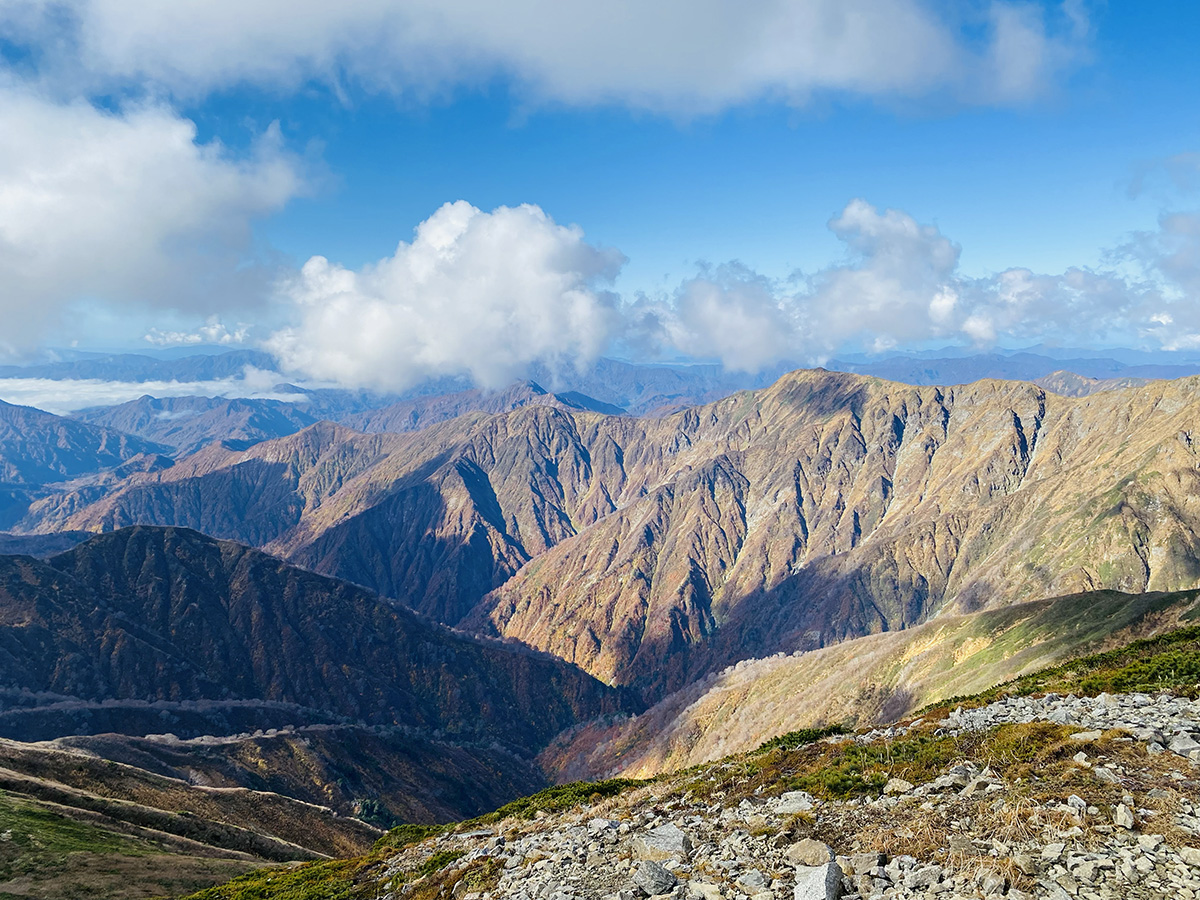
top-left (0, 367), bottom-right (299, 416)
top-left (636, 198), bottom-right (1186, 369)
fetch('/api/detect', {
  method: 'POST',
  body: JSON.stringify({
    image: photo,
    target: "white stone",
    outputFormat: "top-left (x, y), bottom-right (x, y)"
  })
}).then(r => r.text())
top-left (793, 861), bottom-right (842, 900)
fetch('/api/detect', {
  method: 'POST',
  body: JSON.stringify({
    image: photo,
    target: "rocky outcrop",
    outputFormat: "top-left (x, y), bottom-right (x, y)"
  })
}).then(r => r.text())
top-left (317, 689), bottom-right (1200, 900)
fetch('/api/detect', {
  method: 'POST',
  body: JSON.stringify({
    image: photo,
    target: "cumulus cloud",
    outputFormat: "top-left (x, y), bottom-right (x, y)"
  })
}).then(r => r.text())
top-left (1118, 209), bottom-right (1200, 349)
top-left (144, 316), bottom-right (251, 347)
top-left (631, 198), bottom-right (1189, 371)
top-left (266, 201), bottom-right (625, 392)
top-left (3, 0), bottom-right (1088, 112)
top-left (262, 195), bottom-right (1200, 386)
top-left (0, 83), bottom-right (305, 356)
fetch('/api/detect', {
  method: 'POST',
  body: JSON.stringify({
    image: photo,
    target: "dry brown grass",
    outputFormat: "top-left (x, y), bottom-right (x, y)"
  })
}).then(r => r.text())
top-left (855, 811), bottom-right (948, 861)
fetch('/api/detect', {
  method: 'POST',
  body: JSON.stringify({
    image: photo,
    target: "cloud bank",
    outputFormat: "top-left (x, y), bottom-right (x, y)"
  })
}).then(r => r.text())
top-left (0, 367), bottom-right (298, 415)
top-left (638, 199), bottom-right (1195, 370)
top-left (5, 0), bottom-right (1088, 112)
top-left (144, 317), bottom-right (251, 347)
top-left (0, 84), bottom-right (305, 356)
top-left (267, 201), bottom-right (625, 391)
top-left (267, 197), bottom-right (1200, 390)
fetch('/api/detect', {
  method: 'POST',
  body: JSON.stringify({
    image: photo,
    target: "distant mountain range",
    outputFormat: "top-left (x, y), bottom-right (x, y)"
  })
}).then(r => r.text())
top-left (0, 398), bottom-right (166, 485)
top-left (75, 394), bottom-right (322, 455)
top-left (829, 350), bottom-right (1200, 385)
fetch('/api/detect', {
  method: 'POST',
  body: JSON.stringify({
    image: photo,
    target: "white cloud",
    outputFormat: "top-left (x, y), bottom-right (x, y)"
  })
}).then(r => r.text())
top-left (1120, 208), bottom-right (1200, 349)
top-left (144, 316), bottom-right (251, 347)
top-left (0, 366), bottom-right (300, 415)
top-left (266, 201), bottom-right (625, 392)
top-left (260, 195), bottom-right (1200, 385)
top-left (632, 198), bottom-right (1189, 370)
top-left (0, 82), bottom-right (305, 356)
top-left (3, 0), bottom-right (1088, 112)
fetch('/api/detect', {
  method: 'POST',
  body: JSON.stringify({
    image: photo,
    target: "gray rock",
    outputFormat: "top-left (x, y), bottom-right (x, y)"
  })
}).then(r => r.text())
top-left (793, 861), bottom-right (842, 900)
top-left (738, 869), bottom-right (769, 889)
top-left (1114, 803), bottom-right (1136, 829)
top-left (631, 823), bottom-right (693, 861)
top-left (776, 791), bottom-right (816, 814)
top-left (1169, 733), bottom-right (1200, 755)
top-left (786, 838), bottom-right (835, 866)
top-left (633, 860), bottom-right (678, 896)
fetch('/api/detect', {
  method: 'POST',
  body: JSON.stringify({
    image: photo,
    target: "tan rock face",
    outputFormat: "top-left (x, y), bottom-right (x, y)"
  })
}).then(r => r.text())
top-left (21, 370), bottom-right (1200, 700)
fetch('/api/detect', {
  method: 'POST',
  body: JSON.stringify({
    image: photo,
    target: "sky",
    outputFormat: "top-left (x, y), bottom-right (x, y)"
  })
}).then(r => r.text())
top-left (1, 1), bottom-right (1199, 393)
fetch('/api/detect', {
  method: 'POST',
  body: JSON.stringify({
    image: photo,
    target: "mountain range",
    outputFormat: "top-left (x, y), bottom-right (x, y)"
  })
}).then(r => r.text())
top-left (11, 368), bottom-right (1200, 705)
top-left (3, 349), bottom-right (1200, 897)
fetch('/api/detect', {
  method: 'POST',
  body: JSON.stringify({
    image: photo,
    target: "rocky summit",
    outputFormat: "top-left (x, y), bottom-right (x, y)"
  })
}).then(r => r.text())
top-left (268, 688), bottom-right (1200, 900)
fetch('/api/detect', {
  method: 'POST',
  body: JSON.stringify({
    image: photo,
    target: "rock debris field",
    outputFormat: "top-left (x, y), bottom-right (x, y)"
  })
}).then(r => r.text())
top-left (383, 692), bottom-right (1200, 900)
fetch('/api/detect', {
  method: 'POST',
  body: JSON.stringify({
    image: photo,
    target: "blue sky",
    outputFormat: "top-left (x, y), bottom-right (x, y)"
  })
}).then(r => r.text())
top-left (1, 1), bottom-right (1198, 389)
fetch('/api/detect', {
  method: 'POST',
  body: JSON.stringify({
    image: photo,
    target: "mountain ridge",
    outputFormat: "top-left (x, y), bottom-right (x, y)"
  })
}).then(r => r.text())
top-left (13, 368), bottom-right (1200, 702)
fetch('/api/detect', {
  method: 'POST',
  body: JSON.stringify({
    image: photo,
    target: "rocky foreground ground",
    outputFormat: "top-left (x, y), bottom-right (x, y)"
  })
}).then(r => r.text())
top-left (374, 691), bottom-right (1200, 900)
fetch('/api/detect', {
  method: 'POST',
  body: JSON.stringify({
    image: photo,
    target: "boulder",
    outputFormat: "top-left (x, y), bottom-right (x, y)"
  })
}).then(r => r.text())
top-left (631, 822), bottom-right (693, 861)
top-left (786, 839), bottom-right (835, 866)
top-left (793, 861), bottom-right (842, 900)
top-left (633, 860), bottom-right (677, 895)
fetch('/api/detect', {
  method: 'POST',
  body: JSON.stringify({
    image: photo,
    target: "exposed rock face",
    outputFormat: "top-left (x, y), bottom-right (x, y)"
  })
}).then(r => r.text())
top-left (465, 373), bottom-right (1200, 697)
top-left (0, 525), bottom-right (626, 750)
top-left (18, 370), bottom-right (1200, 699)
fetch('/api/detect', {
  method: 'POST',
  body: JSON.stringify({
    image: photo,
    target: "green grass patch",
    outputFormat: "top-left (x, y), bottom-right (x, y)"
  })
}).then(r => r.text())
top-left (0, 790), bottom-right (150, 883)
top-left (184, 858), bottom-right (377, 900)
top-left (470, 777), bottom-right (645, 824)
top-left (417, 850), bottom-right (463, 877)
top-left (373, 822), bottom-right (451, 853)
top-left (754, 725), bottom-right (848, 754)
top-left (786, 732), bottom-right (959, 799)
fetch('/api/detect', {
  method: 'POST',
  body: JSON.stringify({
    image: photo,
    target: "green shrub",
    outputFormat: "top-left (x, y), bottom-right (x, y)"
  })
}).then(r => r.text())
top-left (754, 724), bottom-right (848, 754)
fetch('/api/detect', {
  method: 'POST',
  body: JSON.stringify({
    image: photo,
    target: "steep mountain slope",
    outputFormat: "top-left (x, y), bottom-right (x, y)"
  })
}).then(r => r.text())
top-left (542, 587), bottom-right (1200, 781)
top-left (18, 370), bottom-right (1200, 701)
top-left (0, 398), bottom-right (166, 485)
top-left (50, 726), bottom-right (548, 826)
top-left (463, 372), bottom-right (1200, 695)
top-left (0, 526), bottom-right (625, 750)
top-left (74, 395), bottom-right (320, 454)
